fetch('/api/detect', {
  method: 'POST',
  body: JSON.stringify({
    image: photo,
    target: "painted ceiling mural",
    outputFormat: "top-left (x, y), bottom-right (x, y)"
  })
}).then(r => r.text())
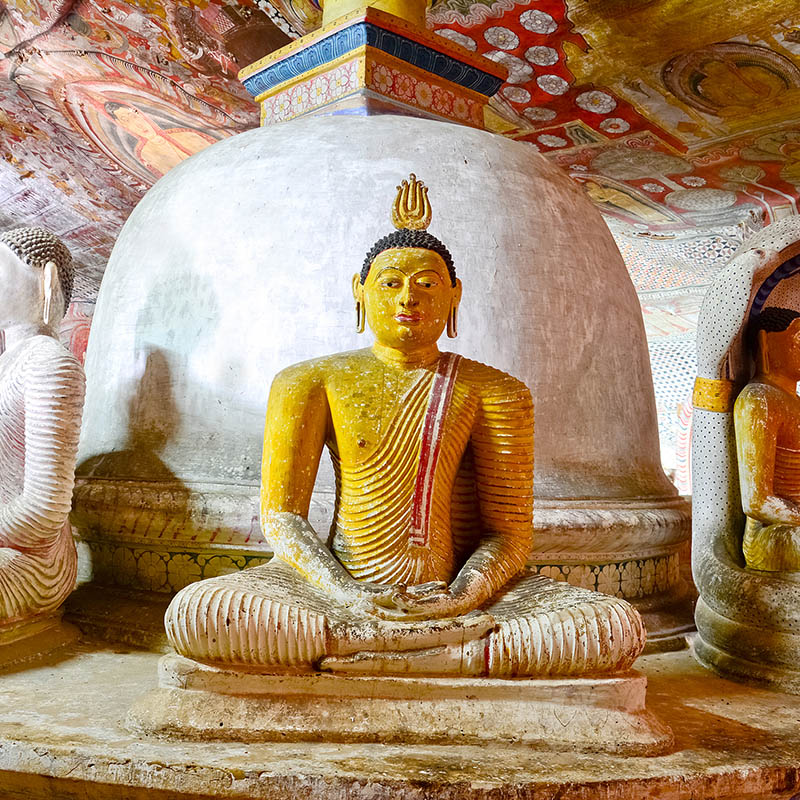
top-left (423, 0), bottom-right (800, 231)
top-left (2, 0), bottom-right (800, 484)
top-left (3, 0), bottom-right (800, 284)
top-left (0, 0), bottom-right (288, 299)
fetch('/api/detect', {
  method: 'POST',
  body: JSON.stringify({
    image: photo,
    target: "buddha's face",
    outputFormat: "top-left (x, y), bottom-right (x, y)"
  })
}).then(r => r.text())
top-left (0, 245), bottom-right (40, 329)
top-left (356, 247), bottom-right (461, 351)
top-left (108, 105), bottom-right (155, 139)
top-left (763, 318), bottom-right (800, 380)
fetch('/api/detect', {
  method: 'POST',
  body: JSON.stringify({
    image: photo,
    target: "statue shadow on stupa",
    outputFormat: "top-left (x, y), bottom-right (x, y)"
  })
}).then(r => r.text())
top-left (78, 267), bottom-right (224, 484)
top-left (77, 346), bottom-right (180, 482)
top-left (76, 267), bottom-right (227, 494)
top-left (71, 270), bottom-right (227, 606)
top-left (72, 345), bottom-right (188, 603)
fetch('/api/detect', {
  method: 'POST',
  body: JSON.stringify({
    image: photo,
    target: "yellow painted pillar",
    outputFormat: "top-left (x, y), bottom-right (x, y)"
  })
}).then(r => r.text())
top-left (321, 0), bottom-right (429, 27)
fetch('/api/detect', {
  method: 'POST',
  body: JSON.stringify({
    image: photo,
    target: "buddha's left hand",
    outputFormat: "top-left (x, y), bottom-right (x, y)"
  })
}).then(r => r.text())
top-left (370, 581), bottom-right (479, 620)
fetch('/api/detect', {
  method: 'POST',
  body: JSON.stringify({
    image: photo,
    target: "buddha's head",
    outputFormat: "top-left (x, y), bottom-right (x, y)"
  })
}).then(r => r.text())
top-left (353, 175), bottom-right (462, 351)
top-left (0, 227), bottom-right (73, 332)
top-left (749, 306), bottom-right (800, 381)
top-left (105, 101), bottom-right (156, 139)
top-left (353, 229), bottom-right (462, 350)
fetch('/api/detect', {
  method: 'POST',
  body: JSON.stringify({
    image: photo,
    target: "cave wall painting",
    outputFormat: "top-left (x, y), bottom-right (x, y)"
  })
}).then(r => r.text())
top-left (12, 49), bottom-right (238, 189)
top-left (0, 0), bottom-right (286, 296)
top-left (414, 0), bottom-right (800, 229)
top-left (4, 0), bottom-right (800, 289)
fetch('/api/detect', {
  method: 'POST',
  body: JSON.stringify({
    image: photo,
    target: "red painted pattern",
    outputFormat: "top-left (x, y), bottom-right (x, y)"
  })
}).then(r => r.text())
top-left (408, 353), bottom-right (462, 548)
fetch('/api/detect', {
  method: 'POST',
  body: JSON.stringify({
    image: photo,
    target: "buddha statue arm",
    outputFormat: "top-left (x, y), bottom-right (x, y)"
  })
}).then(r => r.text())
top-left (260, 365), bottom-right (392, 607)
top-left (450, 377), bottom-right (534, 605)
top-left (0, 347), bottom-right (85, 549)
top-left (735, 388), bottom-right (800, 525)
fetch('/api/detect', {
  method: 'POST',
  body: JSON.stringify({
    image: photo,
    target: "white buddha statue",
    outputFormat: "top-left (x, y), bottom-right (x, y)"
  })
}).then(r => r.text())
top-left (0, 227), bottom-right (84, 654)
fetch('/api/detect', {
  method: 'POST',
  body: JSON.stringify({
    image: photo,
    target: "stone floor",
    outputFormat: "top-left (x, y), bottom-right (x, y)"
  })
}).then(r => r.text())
top-left (0, 639), bottom-right (799, 799)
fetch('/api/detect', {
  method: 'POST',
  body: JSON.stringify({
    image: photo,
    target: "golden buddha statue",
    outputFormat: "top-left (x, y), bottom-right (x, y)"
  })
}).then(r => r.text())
top-left (735, 306), bottom-right (800, 572)
top-left (165, 175), bottom-right (646, 676)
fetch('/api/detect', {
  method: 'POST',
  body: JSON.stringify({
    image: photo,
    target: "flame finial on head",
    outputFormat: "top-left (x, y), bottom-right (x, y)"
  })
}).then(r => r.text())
top-left (391, 174), bottom-right (432, 231)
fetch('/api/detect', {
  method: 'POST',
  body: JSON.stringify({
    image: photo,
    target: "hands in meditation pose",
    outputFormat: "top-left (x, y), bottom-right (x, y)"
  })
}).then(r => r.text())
top-left (0, 228), bottom-right (83, 633)
top-left (735, 307), bottom-right (800, 572)
top-left (166, 176), bottom-right (646, 675)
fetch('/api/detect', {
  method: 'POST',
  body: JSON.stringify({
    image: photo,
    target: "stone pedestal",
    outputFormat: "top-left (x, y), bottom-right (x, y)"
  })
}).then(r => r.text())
top-left (0, 612), bottom-right (78, 670)
top-left (126, 654), bottom-right (672, 755)
top-left (1, 643), bottom-right (799, 799)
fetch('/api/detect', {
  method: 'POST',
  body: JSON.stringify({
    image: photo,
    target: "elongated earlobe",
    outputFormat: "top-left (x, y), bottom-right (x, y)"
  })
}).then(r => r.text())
top-left (447, 304), bottom-right (458, 338)
top-left (43, 264), bottom-right (53, 327)
top-left (355, 300), bottom-right (366, 334)
top-left (41, 261), bottom-right (64, 329)
top-left (757, 329), bottom-right (770, 374)
top-left (352, 273), bottom-right (366, 334)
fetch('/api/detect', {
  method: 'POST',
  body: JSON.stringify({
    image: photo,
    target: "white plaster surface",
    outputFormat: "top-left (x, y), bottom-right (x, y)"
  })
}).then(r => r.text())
top-left (80, 113), bottom-right (668, 498)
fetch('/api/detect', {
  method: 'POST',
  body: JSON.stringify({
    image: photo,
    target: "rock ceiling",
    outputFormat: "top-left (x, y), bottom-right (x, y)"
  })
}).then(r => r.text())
top-left (2, 0), bottom-right (800, 300)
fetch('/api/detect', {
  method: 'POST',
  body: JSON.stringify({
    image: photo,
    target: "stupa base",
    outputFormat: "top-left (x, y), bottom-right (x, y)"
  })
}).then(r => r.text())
top-left (0, 612), bottom-right (78, 670)
top-left (65, 583), bottom-right (172, 651)
top-left (531, 494), bottom-right (695, 654)
top-left (126, 655), bottom-right (671, 756)
top-left (694, 597), bottom-right (800, 695)
top-left (637, 591), bottom-right (697, 653)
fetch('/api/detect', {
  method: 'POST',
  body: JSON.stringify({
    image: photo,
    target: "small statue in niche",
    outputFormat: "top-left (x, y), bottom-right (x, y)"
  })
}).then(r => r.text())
top-left (165, 175), bottom-right (646, 676)
top-left (0, 228), bottom-right (84, 643)
top-left (735, 306), bottom-right (800, 572)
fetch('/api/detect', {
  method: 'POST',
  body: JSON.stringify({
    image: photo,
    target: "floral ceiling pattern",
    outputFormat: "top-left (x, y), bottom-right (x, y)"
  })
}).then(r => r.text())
top-left (424, 0), bottom-right (800, 233)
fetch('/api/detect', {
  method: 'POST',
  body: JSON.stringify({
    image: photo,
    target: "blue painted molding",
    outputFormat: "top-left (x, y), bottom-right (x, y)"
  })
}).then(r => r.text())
top-left (242, 21), bottom-right (503, 98)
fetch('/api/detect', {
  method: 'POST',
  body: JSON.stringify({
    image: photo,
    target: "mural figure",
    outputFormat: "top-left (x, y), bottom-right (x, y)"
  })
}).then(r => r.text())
top-left (165, 3), bottom-right (289, 77)
top-left (582, 177), bottom-right (678, 224)
top-left (11, 50), bottom-right (240, 191)
top-left (663, 43), bottom-right (800, 120)
top-left (741, 130), bottom-right (800, 190)
top-left (102, 100), bottom-right (216, 179)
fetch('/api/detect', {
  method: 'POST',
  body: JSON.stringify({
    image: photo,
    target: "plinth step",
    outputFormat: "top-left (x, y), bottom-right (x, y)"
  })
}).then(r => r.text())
top-left (126, 654), bottom-right (673, 756)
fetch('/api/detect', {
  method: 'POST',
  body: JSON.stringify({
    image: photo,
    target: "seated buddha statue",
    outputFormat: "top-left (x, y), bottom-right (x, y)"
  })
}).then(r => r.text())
top-left (735, 306), bottom-right (800, 572)
top-left (165, 175), bottom-right (646, 676)
top-left (0, 228), bottom-right (84, 639)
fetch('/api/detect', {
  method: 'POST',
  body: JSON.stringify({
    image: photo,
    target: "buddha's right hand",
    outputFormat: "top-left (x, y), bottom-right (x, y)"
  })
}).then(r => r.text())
top-left (346, 580), bottom-right (464, 621)
top-left (328, 608), bottom-right (496, 656)
top-left (346, 581), bottom-right (410, 615)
